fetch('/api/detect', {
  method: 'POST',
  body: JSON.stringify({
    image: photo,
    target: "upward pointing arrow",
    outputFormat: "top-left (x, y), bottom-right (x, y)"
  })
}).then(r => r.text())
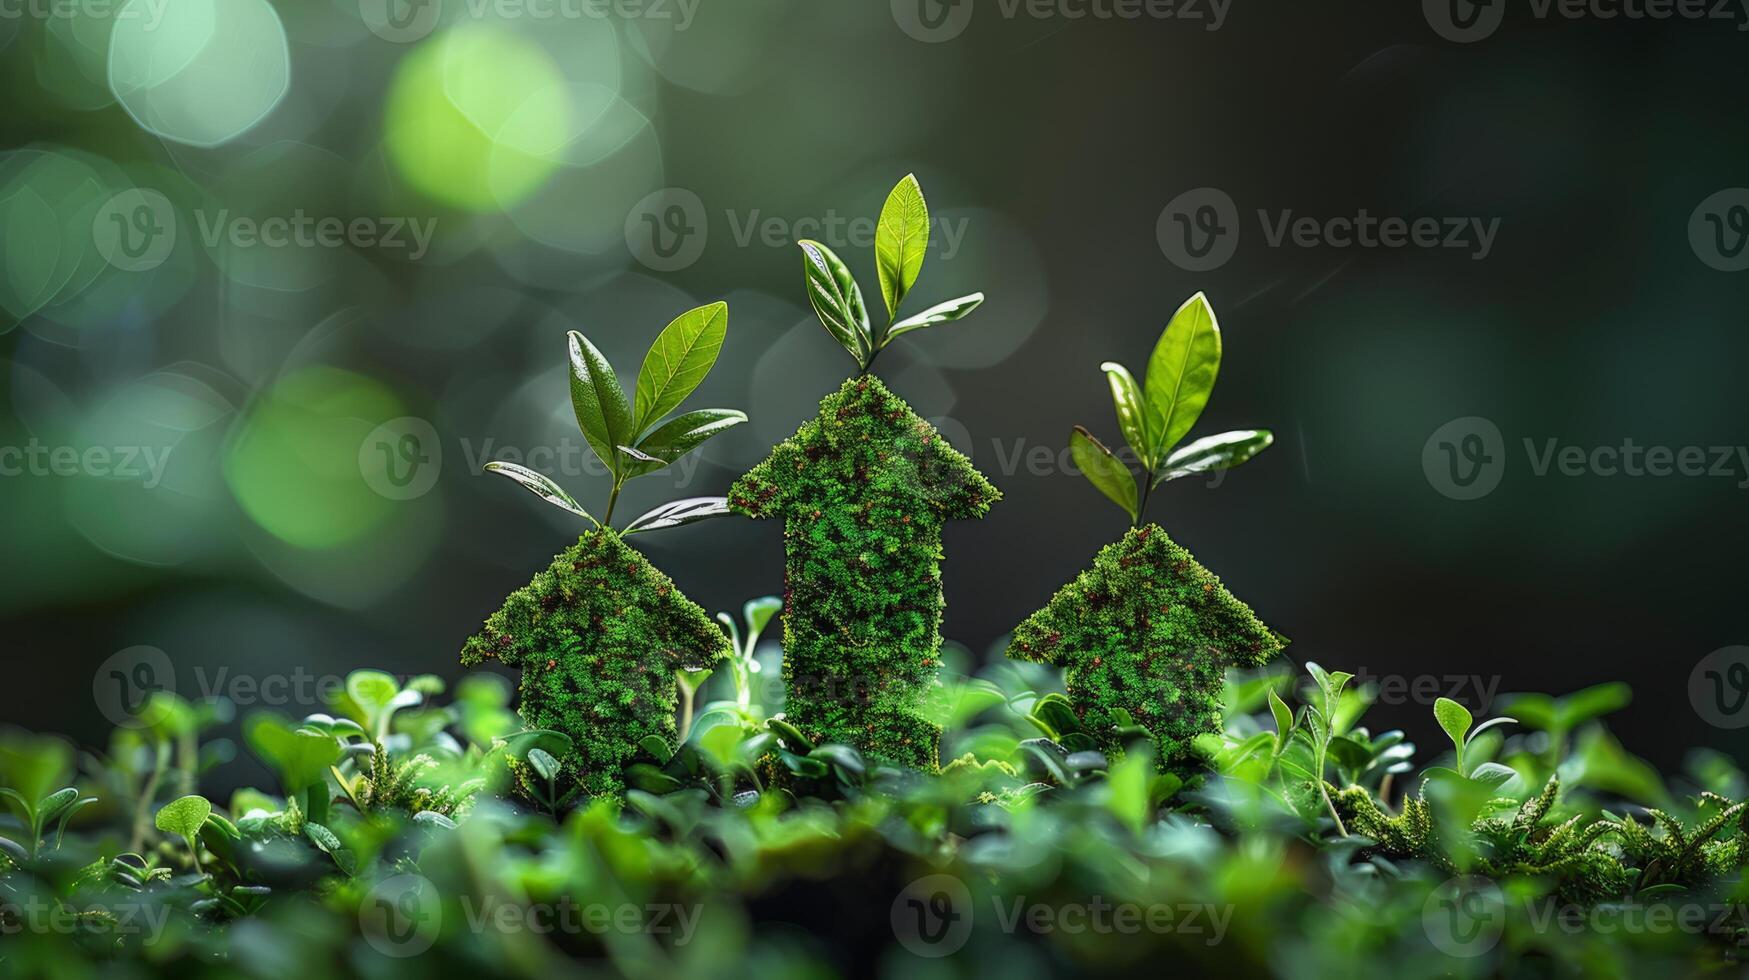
top-left (730, 375), bottom-right (999, 770)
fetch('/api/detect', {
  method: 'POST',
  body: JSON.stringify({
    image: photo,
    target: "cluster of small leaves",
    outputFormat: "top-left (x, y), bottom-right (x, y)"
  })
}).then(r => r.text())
top-left (1074, 292), bottom-right (1273, 525)
top-left (729, 376), bottom-right (998, 769)
top-left (800, 174), bottom-right (984, 374)
top-left (1008, 525), bottom-right (1283, 769)
top-left (460, 528), bottom-right (732, 799)
top-left (486, 301), bottom-right (744, 532)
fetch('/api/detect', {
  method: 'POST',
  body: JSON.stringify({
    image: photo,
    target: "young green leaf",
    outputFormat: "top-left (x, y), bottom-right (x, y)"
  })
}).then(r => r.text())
top-left (622, 496), bottom-right (733, 535)
top-left (620, 409), bottom-right (747, 477)
top-left (1156, 429), bottom-right (1274, 485)
top-left (1434, 697), bottom-right (1474, 768)
top-left (875, 174), bottom-right (930, 325)
top-left (1100, 362), bottom-right (1151, 468)
top-left (883, 293), bottom-right (984, 346)
top-left (799, 240), bottom-right (871, 367)
top-left (568, 331), bottom-right (633, 474)
top-left (483, 462), bottom-right (598, 524)
top-left (1069, 426), bottom-right (1138, 522)
top-left (154, 795), bottom-right (212, 840)
top-left (633, 301), bottom-right (729, 436)
top-left (1143, 292), bottom-right (1223, 460)
top-left (526, 748), bottom-right (560, 783)
top-left (1268, 688), bottom-right (1294, 755)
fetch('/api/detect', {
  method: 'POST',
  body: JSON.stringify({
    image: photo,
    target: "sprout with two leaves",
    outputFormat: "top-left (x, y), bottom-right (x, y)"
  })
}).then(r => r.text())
top-left (1071, 292), bottom-right (1274, 525)
top-left (483, 301), bottom-right (745, 534)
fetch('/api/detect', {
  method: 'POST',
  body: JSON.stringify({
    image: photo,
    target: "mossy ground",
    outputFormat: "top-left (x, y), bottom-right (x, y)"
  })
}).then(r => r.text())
top-left (730, 376), bottom-right (998, 770)
top-left (460, 529), bottom-right (730, 800)
top-left (1009, 524), bottom-right (1284, 767)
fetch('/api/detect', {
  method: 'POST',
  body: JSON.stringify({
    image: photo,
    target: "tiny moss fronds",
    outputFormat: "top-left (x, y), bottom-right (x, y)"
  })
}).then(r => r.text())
top-left (460, 528), bottom-right (730, 801)
top-left (730, 375), bottom-right (999, 770)
top-left (1008, 524), bottom-right (1283, 768)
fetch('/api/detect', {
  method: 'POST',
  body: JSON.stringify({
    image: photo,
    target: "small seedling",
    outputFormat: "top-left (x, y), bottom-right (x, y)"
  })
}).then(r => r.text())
top-left (484, 300), bottom-right (745, 532)
top-left (0, 785), bottom-right (96, 860)
top-left (799, 174), bottom-right (984, 375)
top-left (1430, 696), bottom-right (1517, 786)
top-left (1071, 292), bottom-right (1273, 526)
top-left (715, 596), bottom-right (782, 716)
top-left (154, 794), bottom-right (212, 874)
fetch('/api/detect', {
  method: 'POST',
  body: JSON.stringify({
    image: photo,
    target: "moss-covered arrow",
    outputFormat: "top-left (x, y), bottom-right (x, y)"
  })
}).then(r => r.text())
top-left (731, 176), bottom-right (996, 770)
top-left (1009, 293), bottom-right (1282, 768)
top-left (460, 302), bottom-right (744, 801)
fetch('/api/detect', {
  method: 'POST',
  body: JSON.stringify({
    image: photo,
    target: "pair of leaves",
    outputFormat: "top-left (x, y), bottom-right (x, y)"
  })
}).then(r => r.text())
top-left (1075, 293), bottom-right (1274, 522)
top-left (1433, 696), bottom-right (1517, 780)
top-left (489, 302), bottom-right (745, 533)
top-left (802, 175), bottom-right (984, 371)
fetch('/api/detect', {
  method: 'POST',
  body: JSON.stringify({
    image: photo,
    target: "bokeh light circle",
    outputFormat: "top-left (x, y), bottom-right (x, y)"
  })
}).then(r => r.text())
top-left (108, 0), bottom-right (292, 147)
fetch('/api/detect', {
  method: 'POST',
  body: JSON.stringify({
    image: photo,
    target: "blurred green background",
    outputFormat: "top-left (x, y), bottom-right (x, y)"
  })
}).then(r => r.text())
top-left (1, 1), bottom-right (1746, 776)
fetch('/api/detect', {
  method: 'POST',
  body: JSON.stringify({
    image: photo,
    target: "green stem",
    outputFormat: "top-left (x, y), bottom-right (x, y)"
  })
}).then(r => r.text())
top-left (130, 740), bottom-right (170, 854)
top-left (1135, 471), bottom-right (1155, 527)
top-left (678, 684), bottom-right (697, 743)
top-left (604, 478), bottom-right (623, 528)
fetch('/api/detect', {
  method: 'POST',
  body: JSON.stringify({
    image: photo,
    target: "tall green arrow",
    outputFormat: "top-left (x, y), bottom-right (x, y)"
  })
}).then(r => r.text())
top-left (730, 176), bottom-right (997, 770)
top-left (731, 375), bottom-right (997, 769)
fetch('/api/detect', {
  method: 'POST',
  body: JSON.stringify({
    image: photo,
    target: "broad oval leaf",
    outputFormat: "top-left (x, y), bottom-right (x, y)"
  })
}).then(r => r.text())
top-left (155, 795), bottom-right (212, 839)
top-left (623, 496), bottom-right (733, 535)
top-left (1069, 426), bottom-right (1138, 522)
top-left (1268, 689), bottom-right (1294, 752)
top-left (743, 595), bottom-right (782, 635)
top-left (620, 409), bottom-right (747, 477)
top-left (1143, 292), bottom-right (1223, 459)
top-left (483, 462), bottom-right (598, 525)
top-left (875, 173), bottom-right (930, 325)
top-left (633, 301), bottom-right (728, 436)
top-left (526, 748), bottom-right (560, 782)
top-left (567, 331), bottom-right (633, 475)
top-left (1466, 761), bottom-right (1519, 790)
top-left (1157, 429), bottom-right (1274, 485)
top-left (799, 240), bottom-right (871, 367)
top-left (883, 293), bottom-right (984, 347)
top-left (345, 670), bottom-right (399, 717)
top-left (1433, 697), bottom-right (1473, 752)
top-left (1100, 361), bottom-right (1151, 468)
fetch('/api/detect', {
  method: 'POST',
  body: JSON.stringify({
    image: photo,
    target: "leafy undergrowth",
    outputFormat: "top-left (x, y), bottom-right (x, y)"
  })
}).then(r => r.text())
top-left (2, 632), bottom-right (1746, 980)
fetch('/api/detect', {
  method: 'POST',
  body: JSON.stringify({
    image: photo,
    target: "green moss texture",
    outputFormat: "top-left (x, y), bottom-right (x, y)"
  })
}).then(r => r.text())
top-left (460, 529), bottom-right (730, 800)
top-left (730, 376), bottom-right (999, 770)
top-left (1008, 524), bottom-right (1284, 767)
